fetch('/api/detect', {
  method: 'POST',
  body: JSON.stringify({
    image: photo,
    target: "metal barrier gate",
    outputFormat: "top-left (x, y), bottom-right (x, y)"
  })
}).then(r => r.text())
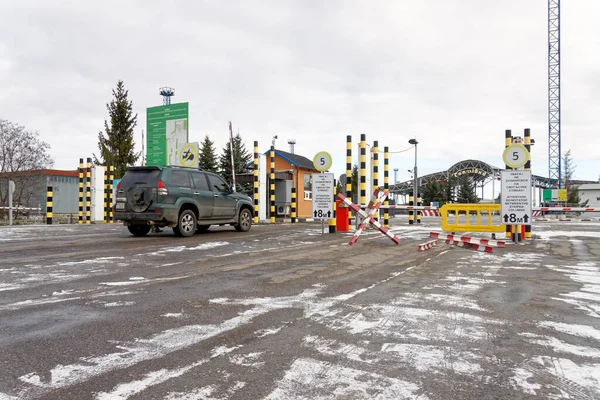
top-left (440, 203), bottom-right (505, 234)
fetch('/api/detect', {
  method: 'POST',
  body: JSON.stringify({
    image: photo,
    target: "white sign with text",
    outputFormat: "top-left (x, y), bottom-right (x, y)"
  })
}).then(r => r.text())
top-left (311, 173), bottom-right (334, 220)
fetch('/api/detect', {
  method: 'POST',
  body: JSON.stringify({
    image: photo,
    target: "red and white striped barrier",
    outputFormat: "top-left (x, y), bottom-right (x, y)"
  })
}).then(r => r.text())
top-left (418, 239), bottom-right (438, 252)
top-left (421, 209), bottom-right (440, 217)
top-left (533, 207), bottom-right (600, 212)
top-left (446, 239), bottom-right (494, 253)
top-left (385, 205), bottom-right (439, 211)
top-left (430, 232), bottom-right (505, 248)
top-left (533, 210), bottom-right (542, 217)
top-left (338, 190), bottom-right (401, 245)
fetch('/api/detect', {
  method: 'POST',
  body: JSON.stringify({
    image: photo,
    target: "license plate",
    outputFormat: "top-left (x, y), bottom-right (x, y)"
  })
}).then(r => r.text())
top-left (116, 203), bottom-right (125, 210)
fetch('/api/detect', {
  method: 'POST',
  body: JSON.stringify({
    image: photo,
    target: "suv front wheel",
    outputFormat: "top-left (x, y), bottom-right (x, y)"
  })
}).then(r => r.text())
top-left (235, 208), bottom-right (252, 232)
top-left (173, 209), bottom-right (197, 237)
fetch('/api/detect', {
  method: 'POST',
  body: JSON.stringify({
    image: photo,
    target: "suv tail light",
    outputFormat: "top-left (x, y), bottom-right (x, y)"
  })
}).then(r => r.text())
top-left (158, 180), bottom-right (168, 196)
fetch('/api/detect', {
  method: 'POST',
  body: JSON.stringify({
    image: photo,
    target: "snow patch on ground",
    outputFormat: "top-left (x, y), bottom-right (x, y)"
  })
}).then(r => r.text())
top-left (546, 261), bottom-right (600, 319)
top-left (103, 301), bottom-right (136, 308)
top-left (58, 257), bottom-right (125, 266)
top-left (539, 321), bottom-right (600, 341)
top-left (95, 360), bottom-right (206, 400)
top-left (529, 356), bottom-right (600, 398)
top-left (145, 242), bottom-right (229, 256)
top-left (229, 352), bottom-right (264, 368)
top-left (164, 381), bottom-right (246, 400)
top-left (255, 327), bottom-right (282, 337)
top-left (537, 230), bottom-right (600, 240)
top-left (520, 334), bottom-right (600, 358)
top-left (303, 335), bottom-right (370, 364)
top-left (162, 312), bottom-right (184, 318)
top-left (265, 358), bottom-right (427, 400)
top-left (510, 368), bottom-right (541, 395)
top-left (382, 343), bottom-right (483, 375)
top-left (211, 345), bottom-right (241, 358)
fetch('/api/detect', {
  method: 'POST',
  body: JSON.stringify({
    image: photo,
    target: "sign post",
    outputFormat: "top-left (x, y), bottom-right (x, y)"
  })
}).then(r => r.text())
top-left (312, 173), bottom-right (334, 235)
top-left (502, 141), bottom-right (531, 242)
top-left (312, 151), bottom-right (333, 235)
top-left (8, 180), bottom-right (15, 226)
top-left (501, 170), bottom-right (532, 241)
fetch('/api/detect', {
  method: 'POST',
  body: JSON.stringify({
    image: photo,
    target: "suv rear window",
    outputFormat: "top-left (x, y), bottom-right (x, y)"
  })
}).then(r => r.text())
top-left (171, 170), bottom-right (192, 188)
top-left (120, 169), bottom-right (161, 186)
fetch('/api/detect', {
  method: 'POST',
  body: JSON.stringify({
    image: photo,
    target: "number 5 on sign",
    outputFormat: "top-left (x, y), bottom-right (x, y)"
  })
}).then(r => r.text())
top-left (502, 144), bottom-right (530, 169)
top-left (313, 151), bottom-right (332, 172)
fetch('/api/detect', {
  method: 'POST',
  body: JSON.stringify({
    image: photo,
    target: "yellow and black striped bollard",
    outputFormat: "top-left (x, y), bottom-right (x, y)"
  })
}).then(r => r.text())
top-left (253, 141), bottom-right (259, 224)
top-left (270, 145), bottom-right (275, 224)
top-left (78, 158), bottom-right (84, 224)
top-left (108, 166), bottom-right (114, 223)
top-left (383, 146), bottom-right (389, 229)
top-left (346, 135), bottom-right (352, 228)
top-left (46, 186), bottom-right (53, 225)
top-left (291, 188), bottom-right (297, 223)
top-left (329, 184), bottom-right (336, 233)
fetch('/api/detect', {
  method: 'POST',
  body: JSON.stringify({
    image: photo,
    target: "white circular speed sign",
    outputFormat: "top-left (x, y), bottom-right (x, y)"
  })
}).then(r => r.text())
top-left (313, 151), bottom-right (332, 172)
top-left (502, 144), bottom-right (530, 169)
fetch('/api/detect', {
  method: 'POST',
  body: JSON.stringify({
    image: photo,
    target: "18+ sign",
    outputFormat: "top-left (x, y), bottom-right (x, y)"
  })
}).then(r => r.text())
top-left (311, 173), bottom-right (334, 219)
top-left (501, 170), bottom-right (532, 225)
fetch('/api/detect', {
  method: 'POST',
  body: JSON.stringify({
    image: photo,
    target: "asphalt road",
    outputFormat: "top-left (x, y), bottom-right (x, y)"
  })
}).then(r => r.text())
top-left (0, 218), bottom-right (599, 399)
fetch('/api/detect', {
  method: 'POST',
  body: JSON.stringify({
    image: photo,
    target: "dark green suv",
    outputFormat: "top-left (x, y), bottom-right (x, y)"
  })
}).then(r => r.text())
top-left (113, 166), bottom-right (253, 237)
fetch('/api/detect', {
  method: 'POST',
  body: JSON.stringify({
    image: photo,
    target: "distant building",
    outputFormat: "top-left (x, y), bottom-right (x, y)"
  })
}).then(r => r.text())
top-left (240, 148), bottom-right (320, 219)
top-left (579, 183), bottom-right (600, 208)
top-left (0, 169), bottom-right (79, 215)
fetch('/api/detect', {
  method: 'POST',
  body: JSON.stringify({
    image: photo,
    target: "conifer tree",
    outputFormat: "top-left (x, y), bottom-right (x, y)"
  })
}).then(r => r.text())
top-left (420, 178), bottom-right (445, 206)
top-left (563, 150), bottom-right (585, 206)
top-left (218, 133), bottom-right (252, 194)
top-left (456, 176), bottom-right (478, 203)
top-left (94, 80), bottom-right (139, 178)
top-left (198, 135), bottom-right (218, 172)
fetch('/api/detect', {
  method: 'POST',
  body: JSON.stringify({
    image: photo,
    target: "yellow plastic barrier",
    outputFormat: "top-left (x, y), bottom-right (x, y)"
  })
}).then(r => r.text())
top-left (440, 203), bottom-right (506, 234)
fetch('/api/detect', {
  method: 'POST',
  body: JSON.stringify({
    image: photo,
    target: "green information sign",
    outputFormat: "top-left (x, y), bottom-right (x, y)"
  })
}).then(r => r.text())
top-left (542, 189), bottom-right (552, 202)
top-left (146, 102), bottom-right (189, 166)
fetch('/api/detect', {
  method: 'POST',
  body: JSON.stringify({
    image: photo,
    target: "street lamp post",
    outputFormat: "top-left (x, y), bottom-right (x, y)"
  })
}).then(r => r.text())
top-left (408, 138), bottom-right (418, 223)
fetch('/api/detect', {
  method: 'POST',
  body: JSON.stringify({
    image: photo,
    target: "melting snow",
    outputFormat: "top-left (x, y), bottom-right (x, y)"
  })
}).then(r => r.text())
top-left (265, 358), bottom-right (427, 400)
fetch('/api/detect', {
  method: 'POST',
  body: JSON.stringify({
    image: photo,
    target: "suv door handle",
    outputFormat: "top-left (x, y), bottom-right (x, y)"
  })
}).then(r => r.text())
top-left (213, 194), bottom-right (219, 197)
top-left (193, 192), bottom-right (200, 195)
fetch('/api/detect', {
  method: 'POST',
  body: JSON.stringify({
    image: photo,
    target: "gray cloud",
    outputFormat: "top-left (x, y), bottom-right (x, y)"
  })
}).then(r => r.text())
top-left (0, 0), bottom-right (598, 183)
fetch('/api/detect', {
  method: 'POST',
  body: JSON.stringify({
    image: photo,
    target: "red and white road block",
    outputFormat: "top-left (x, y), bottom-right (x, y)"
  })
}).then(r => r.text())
top-left (337, 189), bottom-right (401, 245)
top-left (534, 207), bottom-right (600, 212)
top-left (445, 239), bottom-right (494, 253)
top-left (421, 209), bottom-right (440, 217)
top-left (418, 239), bottom-right (438, 252)
top-left (430, 232), bottom-right (506, 248)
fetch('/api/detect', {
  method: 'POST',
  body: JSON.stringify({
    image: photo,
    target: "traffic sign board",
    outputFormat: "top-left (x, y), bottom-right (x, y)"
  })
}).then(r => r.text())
top-left (179, 142), bottom-right (198, 167)
top-left (313, 151), bottom-right (332, 172)
top-left (502, 144), bottom-right (530, 169)
top-left (311, 173), bottom-right (334, 219)
top-left (501, 170), bottom-right (532, 225)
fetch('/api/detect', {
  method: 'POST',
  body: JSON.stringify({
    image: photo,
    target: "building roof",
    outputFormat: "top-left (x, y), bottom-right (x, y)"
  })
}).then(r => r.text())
top-left (265, 149), bottom-right (317, 171)
top-left (579, 183), bottom-right (600, 190)
top-left (0, 169), bottom-right (79, 178)
top-left (245, 149), bottom-right (319, 171)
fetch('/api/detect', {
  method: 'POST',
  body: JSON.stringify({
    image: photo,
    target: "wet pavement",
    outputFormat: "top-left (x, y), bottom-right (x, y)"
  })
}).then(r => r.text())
top-left (0, 218), bottom-right (599, 399)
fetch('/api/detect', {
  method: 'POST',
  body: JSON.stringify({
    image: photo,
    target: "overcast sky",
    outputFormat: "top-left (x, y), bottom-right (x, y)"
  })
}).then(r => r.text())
top-left (1, 0), bottom-right (598, 185)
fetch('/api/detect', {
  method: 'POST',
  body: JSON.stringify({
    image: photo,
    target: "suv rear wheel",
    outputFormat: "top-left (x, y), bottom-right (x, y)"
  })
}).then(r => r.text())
top-left (128, 225), bottom-right (152, 237)
top-left (235, 208), bottom-right (252, 232)
top-left (173, 209), bottom-right (197, 237)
